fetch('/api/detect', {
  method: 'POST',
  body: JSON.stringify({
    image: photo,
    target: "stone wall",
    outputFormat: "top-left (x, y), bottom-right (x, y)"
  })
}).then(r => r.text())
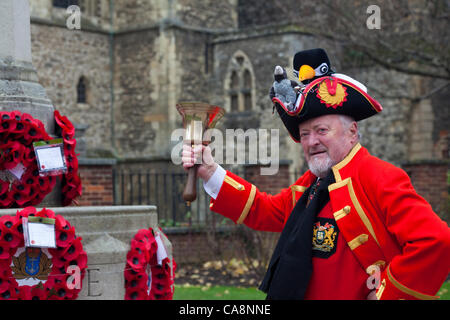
top-left (30, 22), bottom-right (112, 155)
top-left (113, 27), bottom-right (160, 158)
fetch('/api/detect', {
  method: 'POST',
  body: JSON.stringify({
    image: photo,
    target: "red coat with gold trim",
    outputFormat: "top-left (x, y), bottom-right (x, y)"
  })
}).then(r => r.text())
top-left (210, 143), bottom-right (450, 300)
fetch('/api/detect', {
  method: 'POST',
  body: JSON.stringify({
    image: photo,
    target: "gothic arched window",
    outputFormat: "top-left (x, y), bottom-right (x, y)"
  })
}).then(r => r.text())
top-left (225, 51), bottom-right (255, 112)
top-left (77, 77), bottom-right (87, 104)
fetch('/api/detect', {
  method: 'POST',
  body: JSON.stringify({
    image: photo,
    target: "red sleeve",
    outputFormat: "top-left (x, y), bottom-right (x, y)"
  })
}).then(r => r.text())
top-left (209, 171), bottom-right (294, 232)
top-left (367, 162), bottom-right (450, 300)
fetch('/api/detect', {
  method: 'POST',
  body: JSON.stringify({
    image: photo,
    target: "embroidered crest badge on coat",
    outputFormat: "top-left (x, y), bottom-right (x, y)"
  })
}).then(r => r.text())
top-left (312, 218), bottom-right (339, 258)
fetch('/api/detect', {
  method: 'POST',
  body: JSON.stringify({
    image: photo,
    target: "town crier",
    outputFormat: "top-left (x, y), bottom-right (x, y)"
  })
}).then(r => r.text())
top-left (181, 48), bottom-right (450, 300)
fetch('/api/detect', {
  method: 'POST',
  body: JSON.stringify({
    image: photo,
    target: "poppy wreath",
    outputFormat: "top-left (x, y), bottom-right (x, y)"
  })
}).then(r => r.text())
top-left (54, 110), bottom-right (82, 206)
top-left (124, 228), bottom-right (176, 300)
top-left (0, 207), bottom-right (87, 300)
top-left (0, 110), bottom-right (81, 208)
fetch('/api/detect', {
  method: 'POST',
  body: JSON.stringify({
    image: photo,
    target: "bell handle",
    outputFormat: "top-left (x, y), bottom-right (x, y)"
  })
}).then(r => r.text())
top-left (183, 164), bottom-right (199, 205)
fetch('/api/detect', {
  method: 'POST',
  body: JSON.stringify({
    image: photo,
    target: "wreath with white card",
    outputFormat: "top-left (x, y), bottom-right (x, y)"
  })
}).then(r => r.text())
top-left (0, 207), bottom-right (87, 300)
top-left (124, 227), bottom-right (176, 300)
top-left (0, 110), bottom-right (81, 208)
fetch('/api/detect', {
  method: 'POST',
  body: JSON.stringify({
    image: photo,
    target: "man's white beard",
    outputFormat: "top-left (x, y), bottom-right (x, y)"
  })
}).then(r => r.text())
top-left (307, 154), bottom-right (335, 178)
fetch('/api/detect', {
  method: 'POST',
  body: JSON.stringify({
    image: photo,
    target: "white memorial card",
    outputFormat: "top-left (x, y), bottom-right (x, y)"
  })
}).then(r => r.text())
top-left (22, 217), bottom-right (56, 248)
top-left (155, 234), bottom-right (168, 266)
top-left (33, 139), bottom-right (67, 176)
top-left (35, 147), bottom-right (64, 171)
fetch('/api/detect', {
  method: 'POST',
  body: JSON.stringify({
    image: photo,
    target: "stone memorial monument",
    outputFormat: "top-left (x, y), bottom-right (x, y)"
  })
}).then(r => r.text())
top-left (0, 0), bottom-right (171, 300)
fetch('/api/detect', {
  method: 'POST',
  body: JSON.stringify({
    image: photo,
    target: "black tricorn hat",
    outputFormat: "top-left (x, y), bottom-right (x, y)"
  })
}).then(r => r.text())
top-left (273, 74), bottom-right (383, 142)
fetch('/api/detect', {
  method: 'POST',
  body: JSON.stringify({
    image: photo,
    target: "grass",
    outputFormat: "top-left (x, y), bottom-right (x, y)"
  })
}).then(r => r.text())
top-left (437, 281), bottom-right (450, 300)
top-left (173, 281), bottom-right (450, 300)
top-left (174, 285), bottom-right (265, 300)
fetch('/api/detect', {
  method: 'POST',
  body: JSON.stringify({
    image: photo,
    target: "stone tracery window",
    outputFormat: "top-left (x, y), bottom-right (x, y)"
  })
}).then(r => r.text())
top-left (225, 51), bottom-right (255, 112)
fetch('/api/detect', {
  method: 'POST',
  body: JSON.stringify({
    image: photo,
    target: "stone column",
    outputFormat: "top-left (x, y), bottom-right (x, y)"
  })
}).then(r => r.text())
top-left (0, 0), bottom-right (55, 133)
top-left (0, 0), bottom-right (60, 206)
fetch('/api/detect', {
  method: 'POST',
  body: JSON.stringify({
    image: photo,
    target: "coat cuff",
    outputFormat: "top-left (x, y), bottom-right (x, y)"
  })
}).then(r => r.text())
top-left (209, 171), bottom-right (256, 224)
top-left (376, 264), bottom-right (440, 300)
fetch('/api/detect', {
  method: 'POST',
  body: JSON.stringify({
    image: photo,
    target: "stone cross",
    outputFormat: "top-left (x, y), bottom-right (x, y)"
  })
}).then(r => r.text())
top-left (0, 0), bottom-right (55, 133)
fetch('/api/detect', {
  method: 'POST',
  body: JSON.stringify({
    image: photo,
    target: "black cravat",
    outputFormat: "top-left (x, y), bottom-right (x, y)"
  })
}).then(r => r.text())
top-left (259, 172), bottom-right (334, 300)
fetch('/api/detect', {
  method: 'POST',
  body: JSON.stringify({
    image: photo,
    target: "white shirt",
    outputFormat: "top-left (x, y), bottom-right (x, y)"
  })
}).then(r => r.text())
top-left (202, 165), bottom-right (226, 199)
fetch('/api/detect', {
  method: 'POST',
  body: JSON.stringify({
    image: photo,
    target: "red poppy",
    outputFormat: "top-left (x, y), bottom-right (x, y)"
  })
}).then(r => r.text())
top-left (1, 229), bottom-right (21, 248)
top-left (126, 249), bottom-right (147, 272)
top-left (22, 123), bottom-right (49, 144)
top-left (30, 285), bottom-right (48, 300)
top-left (66, 154), bottom-right (79, 172)
top-left (0, 215), bottom-right (17, 229)
top-left (0, 266), bottom-right (12, 293)
top-left (134, 228), bottom-right (154, 245)
top-left (26, 192), bottom-right (43, 207)
top-left (0, 141), bottom-right (25, 170)
top-left (10, 119), bottom-right (28, 135)
top-left (125, 287), bottom-right (149, 300)
top-left (61, 237), bottom-right (83, 261)
top-left (54, 110), bottom-right (75, 137)
top-left (10, 190), bottom-right (31, 208)
top-left (61, 175), bottom-right (82, 206)
top-left (124, 267), bottom-right (142, 282)
top-left (11, 216), bottom-right (23, 238)
top-left (19, 113), bottom-right (35, 124)
top-left (0, 215), bottom-right (21, 247)
top-left (0, 239), bottom-right (12, 259)
top-left (21, 171), bottom-right (37, 188)
top-left (16, 206), bottom-right (37, 219)
top-left (55, 215), bottom-right (71, 231)
top-left (0, 193), bottom-right (12, 208)
top-left (0, 112), bottom-right (10, 121)
top-left (0, 115), bottom-right (17, 133)
top-left (9, 110), bottom-right (22, 121)
top-left (11, 182), bottom-right (31, 199)
top-left (22, 147), bottom-right (36, 166)
top-left (35, 207), bottom-right (56, 219)
top-left (28, 116), bottom-right (46, 132)
top-left (0, 181), bottom-right (8, 195)
top-left (49, 255), bottom-right (64, 271)
top-left (0, 278), bottom-right (19, 300)
top-left (36, 176), bottom-right (51, 193)
top-left (55, 226), bottom-right (75, 248)
top-left (125, 271), bottom-right (148, 291)
top-left (66, 251), bottom-right (87, 270)
top-left (17, 285), bottom-right (32, 300)
top-left (130, 239), bottom-right (152, 263)
top-left (47, 279), bottom-right (75, 300)
top-left (63, 138), bottom-right (77, 147)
